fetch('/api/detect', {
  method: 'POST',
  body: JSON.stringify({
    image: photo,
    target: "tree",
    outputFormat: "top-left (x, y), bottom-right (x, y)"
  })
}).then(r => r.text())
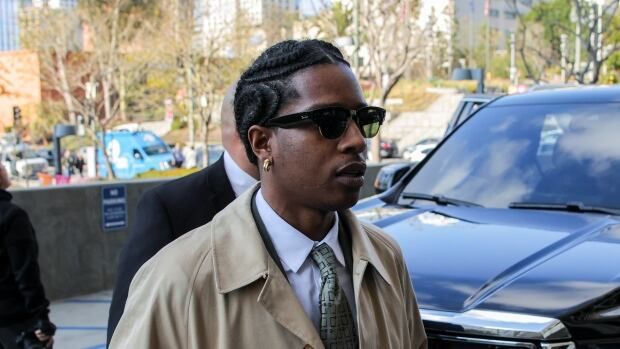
top-left (22, 0), bottom-right (160, 178)
top-left (508, 0), bottom-right (620, 84)
top-left (359, 0), bottom-right (426, 160)
top-left (299, 0), bottom-right (353, 40)
top-left (570, 0), bottom-right (620, 83)
top-left (151, 0), bottom-right (255, 166)
top-left (20, 4), bottom-right (86, 126)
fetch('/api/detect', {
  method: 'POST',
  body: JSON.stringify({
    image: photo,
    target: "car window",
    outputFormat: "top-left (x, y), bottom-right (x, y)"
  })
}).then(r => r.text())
top-left (403, 103), bottom-right (620, 209)
top-left (457, 102), bottom-right (474, 126)
top-left (470, 101), bottom-right (484, 113)
top-left (16, 149), bottom-right (39, 159)
top-left (142, 142), bottom-right (168, 156)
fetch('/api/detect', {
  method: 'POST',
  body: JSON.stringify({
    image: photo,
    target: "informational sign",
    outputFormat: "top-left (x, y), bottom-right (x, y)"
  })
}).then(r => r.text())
top-left (102, 185), bottom-right (127, 231)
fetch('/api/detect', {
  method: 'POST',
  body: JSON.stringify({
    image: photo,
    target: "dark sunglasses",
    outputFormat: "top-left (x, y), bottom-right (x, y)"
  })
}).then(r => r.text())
top-left (263, 106), bottom-right (386, 139)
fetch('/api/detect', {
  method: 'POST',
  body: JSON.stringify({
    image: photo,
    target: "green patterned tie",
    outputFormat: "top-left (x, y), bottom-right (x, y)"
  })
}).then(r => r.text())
top-left (310, 244), bottom-right (358, 349)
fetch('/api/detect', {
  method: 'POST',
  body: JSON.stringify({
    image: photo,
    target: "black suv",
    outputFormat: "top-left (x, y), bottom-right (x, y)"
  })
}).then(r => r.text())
top-left (355, 86), bottom-right (620, 348)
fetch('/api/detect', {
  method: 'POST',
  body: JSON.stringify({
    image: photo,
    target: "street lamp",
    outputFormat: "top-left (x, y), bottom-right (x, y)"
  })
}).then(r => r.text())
top-left (53, 124), bottom-right (76, 176)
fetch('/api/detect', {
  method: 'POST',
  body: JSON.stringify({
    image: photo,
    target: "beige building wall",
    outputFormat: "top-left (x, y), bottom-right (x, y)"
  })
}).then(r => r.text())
top-left (0, 50), bottom-right (42, 133)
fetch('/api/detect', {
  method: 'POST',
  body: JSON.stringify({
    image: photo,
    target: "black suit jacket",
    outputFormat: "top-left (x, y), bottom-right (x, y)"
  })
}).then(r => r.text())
top-left (106, 156), bottom-right (236, 344)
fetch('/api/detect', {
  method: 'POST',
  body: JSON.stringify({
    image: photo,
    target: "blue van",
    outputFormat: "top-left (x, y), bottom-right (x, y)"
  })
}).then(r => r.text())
top-left (97, 130), bottom-right (174, 179)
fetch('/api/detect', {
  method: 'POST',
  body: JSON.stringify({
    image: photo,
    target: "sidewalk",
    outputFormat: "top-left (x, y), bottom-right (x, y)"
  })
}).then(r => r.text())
top-left (50, 290), bottom-right (111, 349)
top-left (381, 88), bottom-right (463, 149)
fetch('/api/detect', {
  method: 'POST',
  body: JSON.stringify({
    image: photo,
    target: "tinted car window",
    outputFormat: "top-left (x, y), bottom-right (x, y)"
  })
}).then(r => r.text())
top-left (403, 103), bottom-right (620, 209)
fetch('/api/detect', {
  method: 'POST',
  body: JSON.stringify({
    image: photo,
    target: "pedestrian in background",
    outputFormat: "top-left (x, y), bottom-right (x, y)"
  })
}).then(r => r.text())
top-left (0, 164), bottom-right (55, 349)
top-left (182, 145), bottom-right (196, 169)
top-left (110, 39), bottom-right (426, 349)
top-left (171, 143), bottom-right (184, 168)
top-left (74, 155), bottom-right (85, 178)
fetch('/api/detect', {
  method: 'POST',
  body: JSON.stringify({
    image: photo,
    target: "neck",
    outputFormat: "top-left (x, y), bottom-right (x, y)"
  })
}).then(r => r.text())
top-left (226, 148), bottom-right (259, 179)
top-left (262, 188), bottom-right (335, 241)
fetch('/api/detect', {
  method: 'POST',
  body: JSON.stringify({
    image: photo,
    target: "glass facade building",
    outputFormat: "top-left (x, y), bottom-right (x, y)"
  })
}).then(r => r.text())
top-left (0, 0), bottom-right (78, 51)
top-left (0, 0), bottom-right (21, 51)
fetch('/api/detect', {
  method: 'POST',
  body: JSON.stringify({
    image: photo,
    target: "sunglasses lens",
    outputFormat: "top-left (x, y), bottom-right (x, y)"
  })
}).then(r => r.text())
top-left (360, 121), bottom-right (381, 138)
top-left (316, 109), bottom-right (350, 139)
top-left (357, 108), bottom-right (385, 138)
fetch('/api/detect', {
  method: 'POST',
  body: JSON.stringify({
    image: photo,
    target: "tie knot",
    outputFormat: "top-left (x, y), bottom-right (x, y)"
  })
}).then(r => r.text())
top-left (311, 243), bottom-right (339, 278)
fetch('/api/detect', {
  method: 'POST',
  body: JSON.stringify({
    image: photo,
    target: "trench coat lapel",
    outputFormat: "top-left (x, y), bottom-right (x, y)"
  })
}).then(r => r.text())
top-left (212, 184), bottom-right (323, 348)
top-left (257, 258), bottom-right (324, 348)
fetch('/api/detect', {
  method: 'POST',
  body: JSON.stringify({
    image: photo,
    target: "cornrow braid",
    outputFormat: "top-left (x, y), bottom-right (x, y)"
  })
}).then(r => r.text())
top-left (234, 39), bottom-right (350, 165)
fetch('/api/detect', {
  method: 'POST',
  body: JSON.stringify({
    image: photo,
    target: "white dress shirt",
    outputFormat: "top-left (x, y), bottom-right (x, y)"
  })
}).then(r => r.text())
top-left (223, 151), bottom-right (257, 197)
top-left (255, 189), bottom-right (357, 330)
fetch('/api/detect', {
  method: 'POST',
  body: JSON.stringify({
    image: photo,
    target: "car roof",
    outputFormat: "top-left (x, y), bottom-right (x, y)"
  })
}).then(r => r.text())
top-left (489, 85), bottom-right (620, 107)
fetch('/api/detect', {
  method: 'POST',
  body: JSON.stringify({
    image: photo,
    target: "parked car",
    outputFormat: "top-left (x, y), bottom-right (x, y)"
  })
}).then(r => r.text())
top-left (445, 93), bottom-right (500, 135)
top-left (97, 130), bottom-right (173, 179)
top-left (353, 86), bottom-right (620, 348)
top-left (380, 139), bottom-right (399, 158)
top-left (1, 146), bottom-right (49, 179)
top-left (36, 147), bottom-right (55, 167)
top-left (373, 161), bottom-right (418, 194)
top-left (401, 137), bottom-right (441, 162)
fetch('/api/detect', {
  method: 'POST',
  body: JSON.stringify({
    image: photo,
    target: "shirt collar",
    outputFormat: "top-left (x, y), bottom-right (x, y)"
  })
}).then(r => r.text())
top-left (223, 151), bottom-right (257, 197)
top-left (255, 189), bottom-right (346, 273)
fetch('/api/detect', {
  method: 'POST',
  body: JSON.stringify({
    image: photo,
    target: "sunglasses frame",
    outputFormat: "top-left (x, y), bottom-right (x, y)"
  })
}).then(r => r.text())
top-left (263, 105), bottom-right (386, 139)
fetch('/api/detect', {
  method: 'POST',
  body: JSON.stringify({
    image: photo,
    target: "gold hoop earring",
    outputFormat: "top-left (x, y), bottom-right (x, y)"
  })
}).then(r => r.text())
top-left (263, 158), bottom-right (272, 172)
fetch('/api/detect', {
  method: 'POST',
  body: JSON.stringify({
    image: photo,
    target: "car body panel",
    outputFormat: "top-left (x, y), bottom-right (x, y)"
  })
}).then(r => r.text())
top-left (354, 203), bottom-right (620, 340)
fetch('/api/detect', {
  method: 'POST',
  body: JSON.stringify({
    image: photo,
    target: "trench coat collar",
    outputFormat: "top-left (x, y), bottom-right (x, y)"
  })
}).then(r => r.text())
top-left (212, 183), bottom-right (394, 293)
top-left (340, 209), bottom-right (394, 287)
top-left (211, 184), bottom-right (320, 346)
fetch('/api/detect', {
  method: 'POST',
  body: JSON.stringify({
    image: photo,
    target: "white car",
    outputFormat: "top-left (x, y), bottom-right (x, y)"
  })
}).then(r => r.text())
top-left (403, 144), bottom-right (435, 162)
top-left (401, 138), bottom-right (440, 162)
top-left (1, 149), bottom-right (49, 178)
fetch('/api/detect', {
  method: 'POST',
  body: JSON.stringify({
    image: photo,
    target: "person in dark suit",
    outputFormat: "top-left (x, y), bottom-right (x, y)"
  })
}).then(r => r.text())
top-left (106, 84), bottom-right (259, 345)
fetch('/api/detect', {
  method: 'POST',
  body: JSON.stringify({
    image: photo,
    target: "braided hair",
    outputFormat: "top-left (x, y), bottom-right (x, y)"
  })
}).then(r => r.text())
top-left (234, 39), bottom-right (350, 165)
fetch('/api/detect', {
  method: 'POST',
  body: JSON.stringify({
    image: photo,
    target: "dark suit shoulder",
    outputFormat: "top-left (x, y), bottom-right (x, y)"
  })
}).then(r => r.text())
top-left (140, 155), bottom-right (235, 238)
top-left (149, 156), bottom-right (229, 202)
top-left (149, 166), bottom-right (211, 199)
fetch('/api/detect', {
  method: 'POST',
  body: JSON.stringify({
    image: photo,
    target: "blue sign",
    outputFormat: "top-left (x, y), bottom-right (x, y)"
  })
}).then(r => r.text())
top-left (102, 185), bottom-right (127, 231)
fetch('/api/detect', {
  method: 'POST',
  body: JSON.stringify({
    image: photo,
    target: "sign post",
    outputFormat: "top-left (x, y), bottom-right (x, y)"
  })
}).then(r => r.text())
top-left (101, 185), bottom-right (127, 231)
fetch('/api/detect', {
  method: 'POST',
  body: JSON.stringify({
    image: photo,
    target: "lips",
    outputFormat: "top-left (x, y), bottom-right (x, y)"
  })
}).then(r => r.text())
top-left (336, 162), bottom-right (367, 177)
top-left (335, 162), bottom-right (367, 188)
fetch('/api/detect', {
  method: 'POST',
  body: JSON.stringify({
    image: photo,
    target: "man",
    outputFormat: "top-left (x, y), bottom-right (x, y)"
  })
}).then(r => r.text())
top-left (171, 143), bottom-right (185, 168)
top-left (106, 84), bottom-right (259, 344)
top-left (0, 164), bottom-right (55, 349)
top-left (110, 39), bottom-right (426, 349)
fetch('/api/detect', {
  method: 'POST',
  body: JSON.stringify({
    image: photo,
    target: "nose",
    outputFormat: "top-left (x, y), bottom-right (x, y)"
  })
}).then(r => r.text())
top-left (338, 117), bottom-right (367, 154)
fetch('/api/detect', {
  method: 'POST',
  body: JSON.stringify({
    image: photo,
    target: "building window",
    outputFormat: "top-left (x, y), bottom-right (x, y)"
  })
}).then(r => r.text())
top-left (489, 9), bottom-right (499, 17)
top-left (504, 11), bottom-right (517, 19)
top-left (519, 0), bottom-right (532, 6)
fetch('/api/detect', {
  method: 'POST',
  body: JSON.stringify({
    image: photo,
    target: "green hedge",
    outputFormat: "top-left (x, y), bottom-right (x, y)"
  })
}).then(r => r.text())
top-left (136, 168), bottom-right (199, 179)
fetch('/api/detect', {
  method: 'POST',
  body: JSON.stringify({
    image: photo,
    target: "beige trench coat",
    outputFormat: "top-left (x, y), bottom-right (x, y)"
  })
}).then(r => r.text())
top-left (110, 185), bottom-right (427, 349)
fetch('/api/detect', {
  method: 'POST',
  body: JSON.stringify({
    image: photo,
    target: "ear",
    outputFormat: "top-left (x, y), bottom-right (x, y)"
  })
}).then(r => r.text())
top-left (248, 125), bottom-right (273, 162)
